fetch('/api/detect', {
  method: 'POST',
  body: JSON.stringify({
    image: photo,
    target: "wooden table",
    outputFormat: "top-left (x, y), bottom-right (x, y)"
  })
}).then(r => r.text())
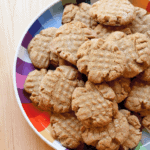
top-left (0, 0), bottom-right (56, 149)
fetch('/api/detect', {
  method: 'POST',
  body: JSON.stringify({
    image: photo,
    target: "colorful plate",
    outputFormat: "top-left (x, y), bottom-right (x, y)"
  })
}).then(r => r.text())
top-left (13, 0), bottom-right (150, 150)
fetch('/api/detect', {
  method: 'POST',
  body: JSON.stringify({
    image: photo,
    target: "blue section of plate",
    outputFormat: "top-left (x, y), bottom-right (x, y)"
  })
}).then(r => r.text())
top-left (28, 19), bottom-right (42, 37)
top-left (38, 10), bottom-right (53, 25)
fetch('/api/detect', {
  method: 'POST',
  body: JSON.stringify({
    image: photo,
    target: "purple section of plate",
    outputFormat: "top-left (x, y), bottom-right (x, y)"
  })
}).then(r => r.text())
top-left (21, 31), bottom-right (33, 49)
top-left (16, 57), bottom-right (35, 75)
top-left (17, 88), bottom-right (31, 104)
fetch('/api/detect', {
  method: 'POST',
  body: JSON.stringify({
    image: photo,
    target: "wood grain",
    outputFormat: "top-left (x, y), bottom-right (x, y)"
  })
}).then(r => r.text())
top-left (0, 0), bottom-right (56, 149)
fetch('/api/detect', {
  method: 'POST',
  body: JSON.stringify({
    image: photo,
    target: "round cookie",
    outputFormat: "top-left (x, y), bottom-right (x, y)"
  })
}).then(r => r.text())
top-left (94, 24), bottom-right (132, 39)
top-left (81, 112), bottom-right (129, 150)
top-left (62, 3), bottom-right (97, 29)
top-left (77, 38), bottom-right (126, 83)
top-left (72, 81), bottom-right (116, 128)
top-left (62, 4), bottom-right (79, 24)
top-left (39, 66), bottom-right (84, 113)
top-left (51, 112), bottom-right (83, 149)
top-left (120, 110), bottom-right (142, 150)
top-left (89, 0), bottom-right (136, 26)
top-left (108, 78), bottom-right (131, 103)
top-left (125, 79), bottom-right (150, 113)
top-left (128, 7), bottom-right (150, 35)
top-left (24, 69), bottom-right (47, 105)
top-left (28, 27), bottom-right (59, 68)
top-left (74, 3), bottom-right (97, 29)
top-left (106, 32), bottom-right (150, 78)
top-left (142, 115), bottom-right (150, 130)
top-left (50, 21), bottom-right (97, 65)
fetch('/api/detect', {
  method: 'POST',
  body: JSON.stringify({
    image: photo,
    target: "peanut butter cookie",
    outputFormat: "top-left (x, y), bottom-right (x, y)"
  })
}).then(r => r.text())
top-left (108, 78), bottom-right (131, 103)
top-left (39, 66), bottom-right (84, 113)
top-left (128, 7), bottom-right (150, 35)
top-left (106, 32), bottom-right (150, 78)
top-left (72, 81), bottom-right (116, 128)
top-left (50, 22), bottom-right (97, 65)
top-left (77, 38), bottom-right (126, 83)
top-left (81, 112), bottom-right (129, 150)
top-left (62, 3), bottom-right (97, 29)
top-left (24, 69), bottom-right (47, 105)
top-left (51, 112), bottom-right (83, 149)
top-left (125, 79), bottom-right (150, 113)
top-left (90, 0), bottom-right (136, 26)
top-left (120, 109), bottom-right (142, 150)
top-left (28, 27), bottom-right (59, 68)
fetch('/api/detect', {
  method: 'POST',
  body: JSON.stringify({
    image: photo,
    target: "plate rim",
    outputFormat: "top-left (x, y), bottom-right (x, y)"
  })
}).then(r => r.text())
top-left (13, 0), bottom-right (62, 149)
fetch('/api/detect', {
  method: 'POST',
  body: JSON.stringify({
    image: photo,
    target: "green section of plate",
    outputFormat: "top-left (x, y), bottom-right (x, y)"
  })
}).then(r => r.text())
top-left (135, 142), bottom-right (147, 150)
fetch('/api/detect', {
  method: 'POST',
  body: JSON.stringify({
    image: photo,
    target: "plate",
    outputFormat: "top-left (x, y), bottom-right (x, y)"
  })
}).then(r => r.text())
top-left (13, 0), bottom-right (150, 150)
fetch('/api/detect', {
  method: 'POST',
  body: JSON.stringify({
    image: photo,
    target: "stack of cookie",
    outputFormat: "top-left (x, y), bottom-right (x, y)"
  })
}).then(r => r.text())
top-left (24, 0), bottom-right (150, 149)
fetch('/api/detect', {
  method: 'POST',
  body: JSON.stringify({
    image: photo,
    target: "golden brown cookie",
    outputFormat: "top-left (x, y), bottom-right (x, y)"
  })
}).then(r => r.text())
top-left (58, 57), bottom-right (73, 66)
top-left (81, 112), bottom-right (129, 150)
top-left (128, 7), bottom-right (150, 35)
top-left (138, 67), bottom-right (150, 81)
top-left (50, 52), bottom-right (59, 67)
top-left (94, 24), bottom-right (132, 39)
top-left (89, 0), bottom-right (136, 26)
top-left (62, 3), bottom-right (97, 29)
top-left (120, 110), bottom-right (142, 150)
top-left (77, 38), bottom-right (126, 83)
top-left (50, 22), bottom-right (97, 65)
top-left (39, 66), bottom-right (84, 113)
top-left (139, 110), bottom-right (150, 117)
top-left (142, 115), bottom-right (150, 130)
top-left (74, 3), bottom-right (97, 29)
top-left (106, 32), bottom-right (150, 78)
top-left (24, 69), bottom-right (47, 105)
top-left (62, 4), bottom-right (79, 24)
top-left (28, 27), bottom-right (59, 68)
top-left (51, 112), bottom-right (83, 149)
top-left (108, 78), bottom-right (131, 103)
top-left (72, 81), bottom-right (116, 128)
top-left (125, 79), bottom-right (150, 113)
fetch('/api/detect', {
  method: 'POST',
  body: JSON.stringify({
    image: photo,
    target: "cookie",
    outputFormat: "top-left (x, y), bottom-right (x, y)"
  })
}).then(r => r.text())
top-left (50, 52), bottom-right (59, 67)
top-left (28, 27), bottom-right (59, 68)
top-left (72, 81), bottom-right (116, 128)
top-left (128, 7), bottom-right (150, 35)
top-left (108, 78), bottom-right (131, 103)
top-left (120, 110), bottom-right (142, 150)
top-left (89, 0), bottom-right (136, 26)
top-left (39, 66), bottom-right (84, 113)
top-left (62, 3), bottom-right (97, 29)
top-left (62, 4), bottom-right (79, 24)
top-left (81, 112), bottom-right (129, 150)
top-left (59, 57), bottom-right (73, 66)
top-left (74, 3), bottom-right (97, 29)
top-left (94, 24), bottom-right (132, 39)
top-left (138, 67), bottom-right (150, 81)
top-left (106, 32), bottom-right (150, 78)
top-left (77, 38), bottom-right (126, 83)
top-left (139, 110), bottom-right (150, 117)
top-left (51, 112), bottom-right (83, 149)
top-left (125, 79), bottom-right (150, 113)
top-left (50, 22), bottom-right (97, 65)
top-left (24, 69), bottom-right (47, 105)
top-left (142, 115), bottom-right (150, 130)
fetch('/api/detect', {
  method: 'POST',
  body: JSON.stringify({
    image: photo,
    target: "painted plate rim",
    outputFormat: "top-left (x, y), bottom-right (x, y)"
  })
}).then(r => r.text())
top-left (13, 0), bottom-right (62, 149)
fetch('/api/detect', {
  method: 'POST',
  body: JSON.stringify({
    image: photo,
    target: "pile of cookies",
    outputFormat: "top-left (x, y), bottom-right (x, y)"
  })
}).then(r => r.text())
top-left (24, 0), bottom-right (150, 149)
